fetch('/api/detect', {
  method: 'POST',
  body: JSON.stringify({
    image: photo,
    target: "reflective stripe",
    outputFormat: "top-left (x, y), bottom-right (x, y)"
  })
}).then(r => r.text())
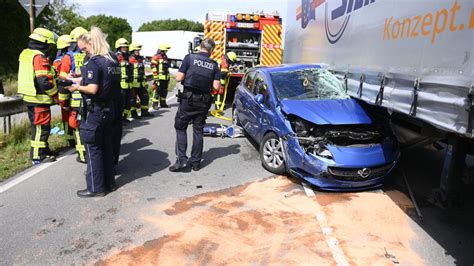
top-left (31, 140), bottom-right (47, 148)
top-left (45, 86), bottom-right (58, 97)
top-left (32, 125), bottom-right (44, 159)
top-left (141, 105), bottom-right (149, 109)
top-left (75, 130), bottom-right (85, 161)
top-left (59, 92), bottom-right (70, 101)
top-left (59, 71), bottom-right (69, 78)
top-left (70, 91), bottom-right (82, 108)
top-left (23, 94), bottom-right (55, 104)
top-left (35, 70), bottom-right (49, 76)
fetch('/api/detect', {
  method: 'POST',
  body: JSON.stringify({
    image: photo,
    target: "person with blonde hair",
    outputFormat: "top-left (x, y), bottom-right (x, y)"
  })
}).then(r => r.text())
top-left (67, 26), bottom-right (122, 197)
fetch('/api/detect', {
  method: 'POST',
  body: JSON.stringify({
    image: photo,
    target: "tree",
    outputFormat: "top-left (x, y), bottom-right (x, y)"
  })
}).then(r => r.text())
top-left (0, 0), bottom-right (30, 76)
top-left (37, 0), bottom-right (85, 35)
top-left (0, 0), bottom-right (84, 76)
top-left (84, 15), bottom-right (132, 49)
top-left (138, 19), bottom-right (204, 32)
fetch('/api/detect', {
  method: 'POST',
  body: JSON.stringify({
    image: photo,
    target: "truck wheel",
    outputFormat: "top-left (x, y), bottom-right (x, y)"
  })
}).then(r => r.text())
top-left (259, 132), bottom-right (286, 175)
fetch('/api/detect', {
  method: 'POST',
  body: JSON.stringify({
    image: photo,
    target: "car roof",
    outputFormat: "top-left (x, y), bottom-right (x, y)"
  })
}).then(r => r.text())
top-left (251, 64), bottom-right (323, 74)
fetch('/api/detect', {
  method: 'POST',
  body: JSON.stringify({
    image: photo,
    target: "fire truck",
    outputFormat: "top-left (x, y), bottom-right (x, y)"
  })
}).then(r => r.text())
top-left (204, 11), bottom-right (283, 112)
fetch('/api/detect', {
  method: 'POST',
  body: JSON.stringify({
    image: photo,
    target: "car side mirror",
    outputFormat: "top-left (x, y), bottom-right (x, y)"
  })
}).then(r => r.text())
top-left (255, 94), bottom-right (264, 104)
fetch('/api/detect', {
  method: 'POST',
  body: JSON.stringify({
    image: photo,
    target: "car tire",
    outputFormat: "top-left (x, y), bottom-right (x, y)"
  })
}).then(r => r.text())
top-left (232, 106), bottom-right (241, 126)
top-left (259, 132), bottom-right (286, 175)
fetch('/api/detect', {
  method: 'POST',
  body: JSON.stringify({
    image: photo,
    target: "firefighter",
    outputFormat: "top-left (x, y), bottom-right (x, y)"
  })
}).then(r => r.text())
top-left (53, 34), bottom-right (75, 148)
top-left (170, 38), bottom-right (221, 172)
top-left (129, 43), bottom-right (152, 118)
top-left (115, 38), bottom-right (133, 121)
top-left (151, 43), bottom-right (171, 108)
top-left (58, 26), bottom-right (88, 163)
top-left (17, 27), bottom-right (58, 165)
top-left (214, 51), bottom-right (237, 108)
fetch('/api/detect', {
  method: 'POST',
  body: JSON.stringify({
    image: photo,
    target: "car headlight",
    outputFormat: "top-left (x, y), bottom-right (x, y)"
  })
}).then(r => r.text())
top-left (316, 148), bottom-right (333, 159)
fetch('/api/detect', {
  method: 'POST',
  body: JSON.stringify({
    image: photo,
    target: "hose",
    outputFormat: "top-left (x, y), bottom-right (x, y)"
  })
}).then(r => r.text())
top-left (210, 76), bottom-right (232, 121)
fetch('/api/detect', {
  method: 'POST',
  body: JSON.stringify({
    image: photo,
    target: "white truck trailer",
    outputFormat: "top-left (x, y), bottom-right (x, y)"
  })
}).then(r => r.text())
top-left (284, 0), bottom-right (474, 204)
top-left (132, 30), bottom-right (203, 68)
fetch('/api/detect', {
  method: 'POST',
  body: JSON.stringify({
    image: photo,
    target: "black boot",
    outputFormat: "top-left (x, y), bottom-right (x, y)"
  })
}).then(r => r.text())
top-left (160, 100), bottom-right (169, 108)
top-left (169, 160), bottom-right (188, 172)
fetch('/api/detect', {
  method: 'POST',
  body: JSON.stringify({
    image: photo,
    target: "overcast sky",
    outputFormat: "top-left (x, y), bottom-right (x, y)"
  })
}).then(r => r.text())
top-left (71, 0), bottom-right (289, 31)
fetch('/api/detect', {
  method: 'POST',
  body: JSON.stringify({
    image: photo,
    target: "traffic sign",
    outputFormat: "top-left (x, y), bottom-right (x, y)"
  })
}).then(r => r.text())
top-left (18, 0), bottom-right (49, 17)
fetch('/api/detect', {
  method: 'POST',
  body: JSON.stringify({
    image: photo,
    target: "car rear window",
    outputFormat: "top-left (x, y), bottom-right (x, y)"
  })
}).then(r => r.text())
top-left (270, 68), bottom-right (349, 101)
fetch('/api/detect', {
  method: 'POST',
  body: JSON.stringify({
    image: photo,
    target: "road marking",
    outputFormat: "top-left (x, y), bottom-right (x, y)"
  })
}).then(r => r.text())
top-left (302, 182), bottom-right (316, 197)
top-left (166, 95), bottom-right (176, 102)
top-left (1, 93), bottom-right (178, 194)
top-left (316, 211), bottom-right (350, 266)
top-left (0, 149), bottom-right (75, 193)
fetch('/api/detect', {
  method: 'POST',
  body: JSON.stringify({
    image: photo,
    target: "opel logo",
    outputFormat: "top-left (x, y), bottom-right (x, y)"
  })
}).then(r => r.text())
top-left (358, 168), bottom-right (371, 178)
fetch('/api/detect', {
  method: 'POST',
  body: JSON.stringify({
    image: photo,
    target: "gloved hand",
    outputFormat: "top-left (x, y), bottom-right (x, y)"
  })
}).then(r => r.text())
top-left (218, 85), bottom-right (224, 95)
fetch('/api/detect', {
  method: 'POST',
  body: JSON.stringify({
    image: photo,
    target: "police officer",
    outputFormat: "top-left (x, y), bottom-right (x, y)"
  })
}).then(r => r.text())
top-left (169, 38), bottom-right (221, 172)
top-left (68, 27), bottom-right (120, 197)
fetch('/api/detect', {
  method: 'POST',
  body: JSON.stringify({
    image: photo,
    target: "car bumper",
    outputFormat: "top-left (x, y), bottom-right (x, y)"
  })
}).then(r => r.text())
top-left (283, 137), bottom-right (398, 191)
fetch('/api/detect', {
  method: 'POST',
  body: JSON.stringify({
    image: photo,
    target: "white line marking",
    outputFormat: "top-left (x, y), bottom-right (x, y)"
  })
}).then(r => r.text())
top-left (0, 149), bottom-right (75, 193)
top-left (166, 95), bottom-right (176, 102)
top-left (316, 211), bottom-right (350, 266)
top-left (1, 91), bottom-right (178, 193)
top-left (302, 182), bottom-right (316, 197)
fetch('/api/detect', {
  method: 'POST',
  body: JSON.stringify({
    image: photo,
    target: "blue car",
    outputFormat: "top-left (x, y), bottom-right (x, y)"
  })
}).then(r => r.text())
top-left (233, 65), bottom-right (400, 191)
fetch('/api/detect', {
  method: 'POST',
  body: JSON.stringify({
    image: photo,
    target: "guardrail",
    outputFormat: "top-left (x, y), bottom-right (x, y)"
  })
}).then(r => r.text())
top-left (0, 96), bottom-right (27, 134)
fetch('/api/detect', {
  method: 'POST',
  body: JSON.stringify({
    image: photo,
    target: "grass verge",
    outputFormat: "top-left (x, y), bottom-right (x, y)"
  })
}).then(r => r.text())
top-left (1, 74), bottom-right (18, 96)
top-left (0, 116), bottom-right (70, 182)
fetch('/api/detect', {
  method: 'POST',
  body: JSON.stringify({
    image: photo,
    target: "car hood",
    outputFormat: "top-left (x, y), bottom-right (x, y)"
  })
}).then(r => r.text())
top-left (280, 99), bottom-right (372, 125)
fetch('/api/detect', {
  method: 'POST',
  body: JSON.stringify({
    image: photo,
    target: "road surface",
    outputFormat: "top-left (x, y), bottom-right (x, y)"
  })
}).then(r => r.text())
top-left (1, 90), bottom-right (473, 265)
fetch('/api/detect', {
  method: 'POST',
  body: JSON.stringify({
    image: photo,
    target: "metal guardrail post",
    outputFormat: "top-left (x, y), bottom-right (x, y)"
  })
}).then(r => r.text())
top-left (0, 96), bottom-right (27, 134)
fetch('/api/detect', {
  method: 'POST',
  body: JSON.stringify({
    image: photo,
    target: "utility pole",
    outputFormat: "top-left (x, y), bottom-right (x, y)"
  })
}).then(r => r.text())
top-left (29, 0), bottom-right (35, 33)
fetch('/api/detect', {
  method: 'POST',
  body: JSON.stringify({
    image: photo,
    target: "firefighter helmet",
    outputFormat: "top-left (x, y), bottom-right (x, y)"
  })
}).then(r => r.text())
top-left (29, 27), bottom-right (57, 45)
top-left (129, 43), bottom-right (142, 51)
top-left (115, 38), bottom-right (129, 49)
top-left (159, 43), bottom-right (171, 51)
top-left (57, 34), bottom-right (73, 49)
top-left (226, 51), bottom-right (237, 62)
top-left (70, 27), bottom-right (88, 41)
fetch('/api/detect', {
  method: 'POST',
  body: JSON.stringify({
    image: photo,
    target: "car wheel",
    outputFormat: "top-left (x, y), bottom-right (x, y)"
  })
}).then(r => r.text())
top-left (259, 132), bottom-right (286, 174)
top-left (232, 106), bottom-right (241, 126)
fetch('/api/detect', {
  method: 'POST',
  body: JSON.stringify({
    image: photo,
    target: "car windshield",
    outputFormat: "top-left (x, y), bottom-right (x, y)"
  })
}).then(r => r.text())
top-left (270, 68), bottom-right (349, 101)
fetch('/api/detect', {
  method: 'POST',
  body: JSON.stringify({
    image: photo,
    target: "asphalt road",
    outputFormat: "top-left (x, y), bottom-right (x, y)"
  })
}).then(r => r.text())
top-left (0, 90), bottom-right (473, 265)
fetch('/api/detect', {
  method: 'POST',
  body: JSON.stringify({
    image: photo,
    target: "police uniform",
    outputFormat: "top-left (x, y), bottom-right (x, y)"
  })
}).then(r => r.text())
top-left (172, 51), bottom-right (220, 170)
top-left (79, 53), bottom-right (120, 194)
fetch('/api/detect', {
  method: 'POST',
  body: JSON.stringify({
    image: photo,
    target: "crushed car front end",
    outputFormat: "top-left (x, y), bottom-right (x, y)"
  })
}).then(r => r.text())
top-left (279, 100), bottom-right (400, 191)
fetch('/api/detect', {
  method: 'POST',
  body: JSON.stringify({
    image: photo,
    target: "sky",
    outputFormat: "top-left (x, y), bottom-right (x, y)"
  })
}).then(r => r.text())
top-left (71, 0), bottom-right (289, 31)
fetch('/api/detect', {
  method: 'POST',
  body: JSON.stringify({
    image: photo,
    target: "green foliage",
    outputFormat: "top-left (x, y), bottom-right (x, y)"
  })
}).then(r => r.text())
top-left (84, 15), bottom-right (132, 49)
top-left (0, 117), bottom-right (70, 181)
top-left (139, 19), bottom-right (204, 32)
top-left (0, 0), bottom-right (30, 76)
top-left (37, 0), bottom-right (85, 34)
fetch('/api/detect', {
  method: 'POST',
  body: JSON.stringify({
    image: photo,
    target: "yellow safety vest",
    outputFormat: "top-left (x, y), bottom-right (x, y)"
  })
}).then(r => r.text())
top-left (70, 52), bottom-right (85, 108)
top-left (18, 49), bottom-right (43, 96)
top-left (18, 49), bottom-right (56, 104)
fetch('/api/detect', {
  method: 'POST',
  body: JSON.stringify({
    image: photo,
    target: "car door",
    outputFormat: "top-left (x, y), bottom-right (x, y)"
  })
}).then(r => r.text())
top-left (246, 72), bottom-right (272, 141)
top-left (237, 70), bottom-right (256, 133)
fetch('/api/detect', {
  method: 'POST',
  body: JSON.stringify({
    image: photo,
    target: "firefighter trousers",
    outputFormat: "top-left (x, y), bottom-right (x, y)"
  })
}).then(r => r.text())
top-left (121, 89), bottom-right (132, 119)
top-left (131, 85), bottom-right (150, 115)
top-left (27, 105), bottom-right (51, 161)
top-left (158, 80), bottom-right (169, 102)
